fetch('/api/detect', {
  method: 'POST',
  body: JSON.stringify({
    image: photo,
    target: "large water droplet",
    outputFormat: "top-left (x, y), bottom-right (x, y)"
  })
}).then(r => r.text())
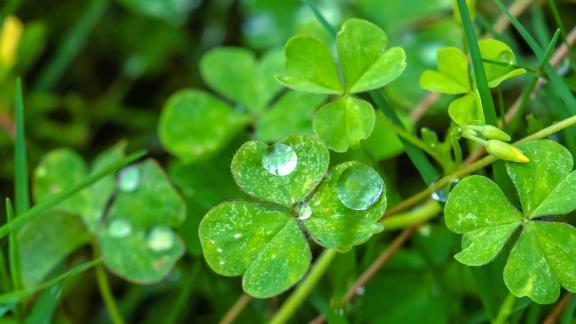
top-left (146, 227), bottom-right (175, 252)
top-left (262, 144), bottom-right (297, 176)
top-left (336, 164), bottom-right (384, 211)
top-left (118, 165), bottom-right (140, 192)
top-left (108, 219), bottom-right (133, 238)
top-left (297, 202), bottom-right (312, 221)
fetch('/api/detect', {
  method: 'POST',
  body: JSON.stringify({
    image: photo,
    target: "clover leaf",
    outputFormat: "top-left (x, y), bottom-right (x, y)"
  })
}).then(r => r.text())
top-left (312, 96), bottom-right (375, 153)
top-left (159, 48), bottom-right (327, 162)
top-left (479, 39), bottom-right (526, 88)
top-left (199, 201), bottom-right (310, 298)
top-left (199, 136), bottom-right (388, 297)
top-left (420, 47), bottom-right (470, 95)
top-left (200, 47), bottom-right (284, 114)
top-left (278, 19), bottom-right (406, 95)
top-left (448, 89), bottom-right (484, 126)
top-left (32, 145), bottom-right (187, 283)
top-left (445, 140), bottom-right (576, 304)
top-left (231, 136), bottom-right (329, 207)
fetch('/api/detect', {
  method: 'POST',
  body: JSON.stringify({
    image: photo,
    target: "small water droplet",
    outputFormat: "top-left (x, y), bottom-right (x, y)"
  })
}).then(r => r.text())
top-left (418, 224), bottom-right (432, 237)
top-left (336, 164), bottom-right (384, 211)
top-left (108, 219), bottom-right (133, 238)
top-left (146, 227), bottom-right (175, 252)
top-left (296, 202), bottom-right (312, 221)
top-left (355, 287), bottom-right (365, 296)
top-left (118, 165), bottom-right (140, 192)
top-left (233, 233), bottom-right (241, 239)
top-left (262, 144), bottom-right (297, 176)
top-left (431, 190), bottom-right (448, 204)
top-left (217, 248), bottom-right (223, 253)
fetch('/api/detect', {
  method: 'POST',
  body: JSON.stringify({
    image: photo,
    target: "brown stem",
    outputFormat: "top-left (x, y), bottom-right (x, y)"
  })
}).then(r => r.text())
top-left (309, 227), bottom-right (418, 324)
top-left (543, 292), bottom-right (571, 324)
top-left (219, 293), bottom-right (252, 324)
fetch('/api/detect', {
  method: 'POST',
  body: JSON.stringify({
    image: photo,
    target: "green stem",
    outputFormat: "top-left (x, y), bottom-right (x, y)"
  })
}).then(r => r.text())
top-left (385, 114), bottom-right (576, 217)
top-left (14, 78), bottom-right (29, 215)
top-left (33, 0), bottom-right (109, 91)
top-left (269, 249), bottom-right (338, 324)
top-left (378, 116), bottom-right (443, 163)
top-left (165, 263), bottom-right (201, 324)
top-left (95, 264), bottom-right (124, 324)
top-left (381, 200), bottom-right (441, 230)
top-left (494, 293), bottom-right (516, 324)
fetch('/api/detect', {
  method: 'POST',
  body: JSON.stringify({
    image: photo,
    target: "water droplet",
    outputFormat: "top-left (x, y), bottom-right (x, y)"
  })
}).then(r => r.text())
top-left (118, 165), bottom-right (140, 192)
top-left (418, 224), bottom-right (432, 237)
top-left (146, 227), bottom-right (175, 252)
top-left (262, 144), bottom-right (297, 176)
top-left (296, 202), bottom-right (312, 221)
top-left (108, 219), bottom-right (132, 238)
top-left (336, 164), bottom-right (384, 211)
top-left (431, 190), bottom-right (447, 203)
top-left (355, 287), bottom-right (365, 296)
top-left (233, 233), bottom-right (242, 239)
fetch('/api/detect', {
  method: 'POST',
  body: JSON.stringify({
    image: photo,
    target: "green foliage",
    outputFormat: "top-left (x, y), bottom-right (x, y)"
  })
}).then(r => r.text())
top-left (31, 145), bottom-right (186, 283)
top-left (199, 136), bottom-right (387, 296)
top-left (278, 18), bottom-right (406, 152)
top-left (445, 140), bottom-right (576, 304)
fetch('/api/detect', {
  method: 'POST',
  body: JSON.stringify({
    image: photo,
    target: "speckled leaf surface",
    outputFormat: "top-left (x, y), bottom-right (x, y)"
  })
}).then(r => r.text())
top-left (479, 39), bottom-right (526, 88)
top-left (33, 144), bottom-right (123, 230)
top-left (336, 19), bottom-right (406, 94)
top-left (276, 35), bottom-right (343, 95)
top-left (100, 159), bottom-right (186, 283)
top-left (447, 90), bottom-right (484, 126)
top-left (313, 96), bottom-right (375, 153)
top-left (158, 89), bottom-right (249, 162)
top-left (504, 222), bottom-right (576, 304)
top-left (255, 91), bottom-right (325, 142)
top-left (200, 47), bottom-right (283, 113)
top-left (419, 47), bottom-right (470, 94)
top-left (444, 175), bottom-right (522, 234)
top-left (99, 227), bottom-right (185, 284)
top-left (107, 160), bottom-right (186, 228)
top-left (231, 136), bottom-right (329, 207)
top-left (198, 201), bottom-right (311, 298)
top-left (303, 162), bottom-right (386, 252)
top-left (455, 224), bottom-right (518, 266)
top-left (18, 211), bottom-right (90, 288)
top-left (506, 140), bottom-right (576, 217)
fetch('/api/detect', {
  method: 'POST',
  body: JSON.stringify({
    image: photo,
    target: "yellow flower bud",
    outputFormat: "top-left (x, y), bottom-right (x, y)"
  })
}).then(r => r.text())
top-left (0, 16), bottom-right (23, 74)
top-left (485, 140), bottom-right (529, 163)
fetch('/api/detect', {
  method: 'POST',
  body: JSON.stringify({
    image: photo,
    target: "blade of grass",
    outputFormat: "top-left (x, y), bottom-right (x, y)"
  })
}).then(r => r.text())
top-left (95, 264), bottom-right (124, 324)
top-left (0, 259), bottom-right (100, 304)
top-left (548, 0), bottom-right (575, 67)
top-left (456, 0), bottom-right (514, 206)
top-left (495, 0), bottom-right (576, 115)
top-left (33, 0), bottom-right (109, 91)
top-left (0, 150), bottom-right (146, 239)
top-left (24, 285), bottom-right (61, 324)
top-left (5, 200), bottom-right (21, 293)
top-left (302, 0), bottom-right (336, 38)
top-left (165, 262), bottom-right (201, 324)
top-left (14, 78), bottom-right (29, 215)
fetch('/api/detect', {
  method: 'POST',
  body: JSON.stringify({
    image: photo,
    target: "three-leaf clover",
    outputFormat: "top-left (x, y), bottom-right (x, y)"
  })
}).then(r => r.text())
top-left (420, 39), bottom-right (526, 126)
top-left (445, 140), bottom-right (576, 304)
top-left (32, 143), bottom-right (186, 283)
top-left (158, 47), bottom-right (326, 162)
top-left (198, 136), bottom-right (387, 297)
top-left (277, 18), bottom-right (406, 152)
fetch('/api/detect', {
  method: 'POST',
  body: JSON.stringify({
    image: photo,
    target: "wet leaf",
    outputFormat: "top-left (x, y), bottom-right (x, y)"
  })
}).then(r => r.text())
top-left (198, 201), bottom-right (311, 298)
top-left (231, 136), bottom-right (329, 207)
top-left (303, 162), bottom-right (386, 251)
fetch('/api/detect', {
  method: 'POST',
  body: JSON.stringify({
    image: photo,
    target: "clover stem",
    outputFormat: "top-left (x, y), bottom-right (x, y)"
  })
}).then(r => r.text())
top-left (494, 292), bottom-right (516, 324)
top-left (381, 200), bottom-right (442, 230)
top-left (95, 264), bottom-right (124, 324)
top-left (269, 249), bottom-right (338, 324)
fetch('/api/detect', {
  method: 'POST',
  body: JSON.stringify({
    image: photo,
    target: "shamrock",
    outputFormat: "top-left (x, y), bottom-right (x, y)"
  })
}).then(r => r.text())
top-left (445, 140), bottom-right (576, 304)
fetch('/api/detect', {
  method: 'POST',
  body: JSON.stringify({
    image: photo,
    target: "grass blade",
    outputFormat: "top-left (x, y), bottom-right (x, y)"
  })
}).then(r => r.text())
top-left (0, 150), bottom-right (146, 240)
top-left (24, 285), bottom-right (61, 324)
top-left (5, 199), bottom-right (21, 292)
top-left (0, 259), bottom-right (100, 304)
top-left (33, 0), bottom-right (109, 91)
top-left (14, 78), bottom-right (29, 215)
